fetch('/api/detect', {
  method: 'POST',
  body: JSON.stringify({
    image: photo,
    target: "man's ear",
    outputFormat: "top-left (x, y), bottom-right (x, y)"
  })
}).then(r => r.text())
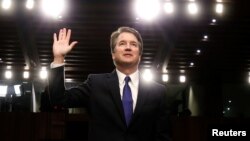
top-left (112, 52), bottom-right (115, 60)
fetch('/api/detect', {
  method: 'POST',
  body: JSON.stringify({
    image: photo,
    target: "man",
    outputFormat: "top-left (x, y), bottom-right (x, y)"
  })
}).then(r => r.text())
top-left (48, 27), bottom-right (170, 141)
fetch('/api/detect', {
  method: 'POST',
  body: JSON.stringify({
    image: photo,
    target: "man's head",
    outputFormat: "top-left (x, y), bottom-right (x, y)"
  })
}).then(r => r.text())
top-left (110, 27), bottom-right (143, 72)
top-left (110, 27), bottom-right (143, 55)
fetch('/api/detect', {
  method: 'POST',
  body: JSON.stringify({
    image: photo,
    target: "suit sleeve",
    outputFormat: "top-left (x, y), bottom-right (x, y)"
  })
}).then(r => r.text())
top-left (48, 66), bottom-right (91, 108)
top-left (155, 86), bottom-right (171, 141)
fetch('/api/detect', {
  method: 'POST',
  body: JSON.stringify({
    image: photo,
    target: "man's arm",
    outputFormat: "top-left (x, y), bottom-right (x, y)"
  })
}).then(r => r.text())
top-left (48, 66), bottom-right (91, 108)
top-left (48, 28), bottom-right (87, 107)
top-left (48, 66), bottom-right (66, 106)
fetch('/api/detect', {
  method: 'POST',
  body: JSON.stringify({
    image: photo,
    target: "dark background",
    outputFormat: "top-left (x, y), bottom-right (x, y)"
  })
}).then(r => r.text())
top-left (0, 0), bottom-right (249, 140)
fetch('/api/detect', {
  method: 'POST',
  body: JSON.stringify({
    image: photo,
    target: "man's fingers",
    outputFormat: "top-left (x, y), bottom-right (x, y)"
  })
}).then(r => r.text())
top-left (69, 41), bottom-right (78, 49)
top-left (59, 29), bottom-right (64, 40)
top-left (53, 33), bottom-right (57, 42)
top-left (66, 29), bottom-right (71, 42)
top-left (63, 28), bottom-right (66, 39)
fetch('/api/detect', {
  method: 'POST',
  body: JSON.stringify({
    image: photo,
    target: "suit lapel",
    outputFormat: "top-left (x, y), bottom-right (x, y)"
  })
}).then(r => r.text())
top-left (106, 70), bottom-right (126, 124)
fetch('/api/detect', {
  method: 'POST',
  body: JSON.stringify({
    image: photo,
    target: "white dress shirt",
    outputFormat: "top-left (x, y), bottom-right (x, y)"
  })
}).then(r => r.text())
top-left (116, 69), bottom-right (139, 112)
top-left (50, 62), bottom-right (65, 68)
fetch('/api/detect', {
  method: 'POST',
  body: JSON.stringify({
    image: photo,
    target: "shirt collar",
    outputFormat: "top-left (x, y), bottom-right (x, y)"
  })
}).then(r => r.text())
top-left (116, 69), bottom-right (139, 85)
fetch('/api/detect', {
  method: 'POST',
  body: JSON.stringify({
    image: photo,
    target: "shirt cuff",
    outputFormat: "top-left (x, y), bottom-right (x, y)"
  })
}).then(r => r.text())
top-left (50, 62), bottom-right (65, 68)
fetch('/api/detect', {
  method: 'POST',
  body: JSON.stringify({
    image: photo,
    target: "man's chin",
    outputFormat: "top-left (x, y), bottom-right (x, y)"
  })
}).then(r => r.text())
top-left (116, 61), bottom-right (137, 67)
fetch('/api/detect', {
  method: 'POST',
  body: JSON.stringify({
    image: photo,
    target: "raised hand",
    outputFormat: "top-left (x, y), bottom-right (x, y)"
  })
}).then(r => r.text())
top-left (52, 28), bottom-right (78, 64)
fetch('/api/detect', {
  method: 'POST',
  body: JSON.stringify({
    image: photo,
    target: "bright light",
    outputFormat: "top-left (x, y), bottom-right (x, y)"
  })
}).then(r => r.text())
top-left (187, 2), bottom-right (198, 15)
top-left (66, 78), bottom-right (73, 82)
top-left (26, 0), bottom-right (34, 10)
top-left (41, 0), bottom-right (66, 18)
top-left (142, 69), bottom-right (153, 81)
top-left (40, 67), bottom-right (48, 79)
top-left (5, 70), bottom-right (12, 79)
top-left (14, 85), bottom-right (21, 96)
top-left (204, 35), bottom-right (208, 39)
top-left (162, 74), bottom-right (169, 82)
top-left (196, 49), bottom-right (201, 54)
top-left (23, 71), bottom-right (30, 79)
top-left (2, 0), bottom-right (11, 10)
top-left (179, 75), bottom-right (186, 83)
top-left (134, 0), bottom-right (160, 21)
top-left (216, 3), bottom-right (223, 14)
top-left (0, 85), bottom-right (8, 97)
top-left (190, 62), bottom-right (194, 66)
top-left (248, 76), bottom-right (250, 83)
top-left (180, 70), bottom-right (185, 73)
top-left (212, 19), bottom-right (216, 23)
top-left (163, 2), bottom-right (174, 14)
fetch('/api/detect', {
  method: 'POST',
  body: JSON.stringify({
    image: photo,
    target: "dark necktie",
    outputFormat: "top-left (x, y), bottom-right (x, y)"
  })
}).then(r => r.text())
top-left (122, 76), bottom-right (133, 126)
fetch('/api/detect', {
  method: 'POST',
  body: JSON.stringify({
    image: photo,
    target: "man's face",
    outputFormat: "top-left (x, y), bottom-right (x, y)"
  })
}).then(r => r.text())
top-left (112, 32), bottom-right (141, 68)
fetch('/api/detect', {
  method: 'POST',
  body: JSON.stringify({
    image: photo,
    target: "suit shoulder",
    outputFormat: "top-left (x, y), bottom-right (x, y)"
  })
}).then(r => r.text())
top-left (87, 73), bottom-right (113, 79)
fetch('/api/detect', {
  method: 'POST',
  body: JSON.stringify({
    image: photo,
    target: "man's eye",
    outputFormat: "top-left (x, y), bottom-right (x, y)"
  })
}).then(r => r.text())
top-left (131, 43), bottom-right (138, 47)
top-left (119, 42), bottom-right (125, 45)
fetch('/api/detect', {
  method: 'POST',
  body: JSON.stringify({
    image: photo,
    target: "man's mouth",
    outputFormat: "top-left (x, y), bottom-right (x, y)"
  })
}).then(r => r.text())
top-left (123, 54), bottom-right (132, 57)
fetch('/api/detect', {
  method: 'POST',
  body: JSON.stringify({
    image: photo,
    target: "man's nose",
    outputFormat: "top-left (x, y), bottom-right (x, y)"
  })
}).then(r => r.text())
top-left (125, 44), bottom-right (132, 49)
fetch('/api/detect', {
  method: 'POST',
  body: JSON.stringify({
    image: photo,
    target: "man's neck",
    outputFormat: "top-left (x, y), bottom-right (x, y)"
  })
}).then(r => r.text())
top-left (116, 66), bottom-right (138, 75)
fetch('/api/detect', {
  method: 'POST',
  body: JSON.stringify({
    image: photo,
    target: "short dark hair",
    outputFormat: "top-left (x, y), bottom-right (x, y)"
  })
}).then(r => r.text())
top-left (110, 27), bottom-right (143, 55)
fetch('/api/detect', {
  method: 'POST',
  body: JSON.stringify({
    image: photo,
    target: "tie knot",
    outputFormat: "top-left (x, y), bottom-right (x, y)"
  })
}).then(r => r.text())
top-left (124, 76), bottom-right (131, 84)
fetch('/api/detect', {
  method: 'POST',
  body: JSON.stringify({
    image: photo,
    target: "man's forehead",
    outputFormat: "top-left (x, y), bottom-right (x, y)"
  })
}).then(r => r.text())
top-left (117, 32), bottom-right (138, 41)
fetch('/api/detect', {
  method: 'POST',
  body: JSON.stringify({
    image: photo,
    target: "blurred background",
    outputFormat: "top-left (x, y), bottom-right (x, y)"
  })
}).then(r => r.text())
top-left (0, 0), bottom-right (249, 140)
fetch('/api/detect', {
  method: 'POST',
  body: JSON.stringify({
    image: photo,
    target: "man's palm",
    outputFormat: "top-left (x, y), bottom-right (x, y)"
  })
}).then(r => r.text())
top-left (53, 28), bottom-right (78, 59)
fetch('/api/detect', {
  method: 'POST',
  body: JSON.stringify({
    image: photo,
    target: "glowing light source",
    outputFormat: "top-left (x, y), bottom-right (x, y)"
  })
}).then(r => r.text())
top-left (196, 49), bottom-right (201, 54)
top-left (14, 85), bottom-right (21, 96)
top-left (2, 0), bottom-right (11, 10)
top-left (179, 75), bottom-right (186, 83)
top-left (134, 0), bottom-right (160, 21)
top-left (180, 70), bottom-right (185, 73)
top-left (216, 3), bottom-right (223, 14)
top-left (190, 62), bottom-right (194, 66)
top-left (5, 70), bottom-right (12, 79)
top-left (23, 71), bottom-right (30, 79)
top-left (162, 74), bottom-right (169, 82)
top-left (40, 67), bottom-right (48, 79)
top-left (204, 35), bottom-right (208, 39)
top-left (142, 69), bottom-right (153, 81)
top-left (26, 0), bottom-right (34, 10)
top-left (163, 2), bottom-right (174, 14)
top-left (41, 0), bottom-right (66, 18)
top-left (187, 2), bottom-right (198, 15)
top-left (0, 85), bottom-right (8, 97)
top-left (7, 66), bottom-right (11, 69)
top-left (66, 78), bottom-right (73, 83)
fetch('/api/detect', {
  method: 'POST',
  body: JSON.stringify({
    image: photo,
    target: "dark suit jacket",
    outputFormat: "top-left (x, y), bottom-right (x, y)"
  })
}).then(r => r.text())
top-left (48, 66), bottom-right (170, 141)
